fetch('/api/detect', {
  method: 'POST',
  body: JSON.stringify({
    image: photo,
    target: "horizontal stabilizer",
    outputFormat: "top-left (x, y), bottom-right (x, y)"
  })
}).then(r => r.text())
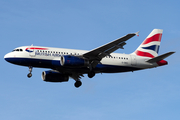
top-left (146, 52), bottom-right (175, 63)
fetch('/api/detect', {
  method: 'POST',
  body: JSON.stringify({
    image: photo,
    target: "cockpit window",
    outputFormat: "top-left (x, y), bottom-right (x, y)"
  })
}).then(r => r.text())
top-left (12, 49), bottom-right (23, 52)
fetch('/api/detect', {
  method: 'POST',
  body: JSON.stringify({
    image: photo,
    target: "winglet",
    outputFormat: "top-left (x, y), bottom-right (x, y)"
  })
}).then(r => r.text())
top-left (135, 31), bottom-right (140, 36)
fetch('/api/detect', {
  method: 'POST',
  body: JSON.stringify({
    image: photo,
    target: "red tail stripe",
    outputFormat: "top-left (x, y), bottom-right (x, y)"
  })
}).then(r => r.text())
top-left (135, 50), bottom-right (155, 58)
top-left (142, 33), bottom-right (162, 45)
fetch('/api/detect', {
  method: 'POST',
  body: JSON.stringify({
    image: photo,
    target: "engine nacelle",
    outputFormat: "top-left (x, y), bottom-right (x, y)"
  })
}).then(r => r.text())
top-left (42, 71), bottom-right (69, 82)
top-left (60, 55), bottom-right (89, 67)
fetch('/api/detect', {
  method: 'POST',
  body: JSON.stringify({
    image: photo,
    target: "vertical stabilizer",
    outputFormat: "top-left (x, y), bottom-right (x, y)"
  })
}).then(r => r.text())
top-left (132, 29), bottom-right (163, 58)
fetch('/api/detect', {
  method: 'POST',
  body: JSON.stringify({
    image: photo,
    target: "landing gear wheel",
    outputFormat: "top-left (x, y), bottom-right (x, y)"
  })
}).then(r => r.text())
top-left (27, 66), bottom-right (33, 78)
top-left (27, 73), bottom-right (32, 78)
top-left (74, 81), bottom-right (82, 88)
top-left (88, 71), bottom-right (95, 78)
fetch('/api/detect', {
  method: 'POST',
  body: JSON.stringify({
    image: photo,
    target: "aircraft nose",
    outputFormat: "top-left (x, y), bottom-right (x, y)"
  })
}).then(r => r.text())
top-left (4, 53), bottom-right (9, 61)
top-left (4, 53), bottom-right (13, 62)
top-left (4, 52), bottom-right (22, 65)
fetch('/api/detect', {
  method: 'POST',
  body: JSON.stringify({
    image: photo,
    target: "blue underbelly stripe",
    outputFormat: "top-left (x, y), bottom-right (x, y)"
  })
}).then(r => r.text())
top-left (5, 58), bottom-right (141, 73)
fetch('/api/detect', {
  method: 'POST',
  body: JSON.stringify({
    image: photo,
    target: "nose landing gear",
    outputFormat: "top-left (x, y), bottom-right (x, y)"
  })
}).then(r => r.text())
top-left (27, 66), bottom-right (33, 78)
top-left (27, 73), bottom-right (32, 78)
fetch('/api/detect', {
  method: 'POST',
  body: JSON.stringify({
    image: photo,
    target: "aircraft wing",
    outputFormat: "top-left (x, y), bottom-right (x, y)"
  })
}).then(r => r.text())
top-left (83, 32), bottom-right (139, 60)
top-left (82, 31), bottom-right (139, 68)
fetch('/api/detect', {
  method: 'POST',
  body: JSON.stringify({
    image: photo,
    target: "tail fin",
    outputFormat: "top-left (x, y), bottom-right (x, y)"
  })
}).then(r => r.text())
top-left (132, 29), bottom-right (163, 58)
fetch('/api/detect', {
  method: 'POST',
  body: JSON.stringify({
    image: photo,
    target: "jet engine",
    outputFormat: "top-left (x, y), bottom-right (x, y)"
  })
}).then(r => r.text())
top-left (42, 71), bottom-right (69, 82)
top-left (60, 55), bottom-right (89, 67)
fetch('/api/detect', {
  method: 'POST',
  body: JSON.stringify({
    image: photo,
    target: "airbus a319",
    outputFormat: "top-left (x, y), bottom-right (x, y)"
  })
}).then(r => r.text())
top-left (4, 29), bottom-right (175, 88)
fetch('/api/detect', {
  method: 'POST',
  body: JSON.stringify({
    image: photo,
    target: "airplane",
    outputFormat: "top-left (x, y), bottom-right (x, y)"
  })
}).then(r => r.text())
top-left (4, 29), bottom-right (175, 88)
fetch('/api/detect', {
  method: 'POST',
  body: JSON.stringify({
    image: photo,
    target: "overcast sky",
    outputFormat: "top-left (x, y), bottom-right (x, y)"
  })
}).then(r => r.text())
top-left (1, 0), bottom-right (180, 120)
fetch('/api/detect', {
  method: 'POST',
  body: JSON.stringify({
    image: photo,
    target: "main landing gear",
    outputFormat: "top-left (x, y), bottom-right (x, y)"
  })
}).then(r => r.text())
top-left (74, 80), bottom-right (82, 88)
top-left (88, 71), bottom-right (95, 78)
top-left (71, 74), bottom-right (83, 88)
top-left (73, 71), bottom-right (95, 88)
top-left (27, 66), bottom-right (33, 78)
top-left (87, 64), bottom-right (96, 78)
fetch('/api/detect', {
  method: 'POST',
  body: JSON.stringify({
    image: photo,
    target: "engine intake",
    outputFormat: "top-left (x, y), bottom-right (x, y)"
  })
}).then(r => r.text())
top-left (42, 71), bottom-right (69, 82)
top-left (60, 55), bottom-right (89, 67)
